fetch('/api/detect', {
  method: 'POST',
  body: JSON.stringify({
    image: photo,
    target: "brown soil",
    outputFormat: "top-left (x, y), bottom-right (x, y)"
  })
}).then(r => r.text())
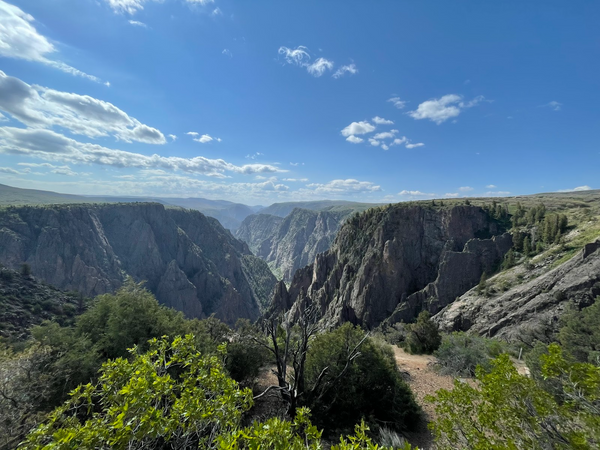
top-left (392, 346), bottom-right (458, 450)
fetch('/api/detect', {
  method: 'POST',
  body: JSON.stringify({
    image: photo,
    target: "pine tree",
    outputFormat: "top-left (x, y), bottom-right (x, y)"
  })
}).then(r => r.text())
top-left (523, 235), bottom-right (532, 255)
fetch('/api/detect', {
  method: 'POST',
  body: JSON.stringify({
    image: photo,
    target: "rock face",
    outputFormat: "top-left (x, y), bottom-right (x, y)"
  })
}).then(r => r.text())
top-left (236, 208), bottom-right (349, 281)
top-left (434, 240), bottom-right (600, 341)
top-left (0, 203), bottom-right (277, 324)
top-left (273, 204), bottom-right (510, 329)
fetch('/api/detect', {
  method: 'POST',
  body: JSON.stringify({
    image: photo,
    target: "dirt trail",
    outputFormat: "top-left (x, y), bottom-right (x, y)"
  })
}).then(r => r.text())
top-left (392, 347), bottom-right (458, 449)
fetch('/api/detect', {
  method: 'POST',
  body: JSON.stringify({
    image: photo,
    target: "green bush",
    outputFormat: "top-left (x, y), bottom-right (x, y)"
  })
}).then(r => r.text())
top-left (404, 311), bottom-right (442, 354)
top-left (305, 323), bottom-right (421, 433)
top-left (434, 332), bottom-right (506, 377)
top-left (558, 297), bottom-right (600, 364)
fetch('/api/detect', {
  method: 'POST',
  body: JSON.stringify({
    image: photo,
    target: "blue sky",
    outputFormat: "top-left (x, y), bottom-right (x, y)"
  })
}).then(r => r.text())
top-left (0, 0), bottom-right (598, 205)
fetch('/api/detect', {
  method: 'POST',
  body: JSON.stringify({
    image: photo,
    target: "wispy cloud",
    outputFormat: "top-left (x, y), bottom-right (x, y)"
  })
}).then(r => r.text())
top-left (0, 71), bottom-right (164, 143)
top-left (332, 63), bottom-right (358, 79)
top-left (388, 97), bottom-right (407, 109)
top-left (459, 186), bottom-right (474, 192)
top-left (540, 101), bottom-right (562, 111)
top-left (128, 19), bottom-right (148, 27)
top-left (0, 1), bottom-right (106, 84)
top-left (306, 57), bottom-right (334, 77)
top-left (306, 179), bottom-right (381, 195)
top-left (222, 48), bottom-right (232, 57)
top-left (0, 127), bottom-right (284, 177)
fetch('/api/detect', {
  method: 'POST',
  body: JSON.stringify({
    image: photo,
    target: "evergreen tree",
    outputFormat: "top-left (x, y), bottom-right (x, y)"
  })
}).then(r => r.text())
top-left (523, 235), bottom-right (532, 255)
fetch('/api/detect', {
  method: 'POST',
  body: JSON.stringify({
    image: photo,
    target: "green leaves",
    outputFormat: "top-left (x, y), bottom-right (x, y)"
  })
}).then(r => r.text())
top-left (20, 335), bottom-right (253, 450)
top-left (427, 348), bottom-right (600, 450)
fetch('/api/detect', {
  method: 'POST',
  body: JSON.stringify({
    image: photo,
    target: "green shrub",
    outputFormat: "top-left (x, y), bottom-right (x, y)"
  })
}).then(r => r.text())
top-left (434, 332), bottom-right (507, 377)
top-left (305, 323), bottom-right (421, 433)
top-left (558, 297), bottom-right (600, 364)
top-left (404, 311), bottom-right (442, 355)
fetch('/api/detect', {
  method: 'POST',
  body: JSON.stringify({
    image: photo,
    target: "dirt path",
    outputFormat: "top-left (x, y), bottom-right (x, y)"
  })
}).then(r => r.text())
top-left (392, 347), bottom-right (458, 449)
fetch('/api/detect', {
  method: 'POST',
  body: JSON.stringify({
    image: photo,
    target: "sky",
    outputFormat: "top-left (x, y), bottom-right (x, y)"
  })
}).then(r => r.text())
top-left (0, 0), bottom-right (598, 205)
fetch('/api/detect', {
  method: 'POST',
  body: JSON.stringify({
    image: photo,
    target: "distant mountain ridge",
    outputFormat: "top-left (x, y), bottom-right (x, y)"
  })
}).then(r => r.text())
top-left (0, 202), bottom-right (277, 324)
top-left (0, 183), bottom-right (259, 231)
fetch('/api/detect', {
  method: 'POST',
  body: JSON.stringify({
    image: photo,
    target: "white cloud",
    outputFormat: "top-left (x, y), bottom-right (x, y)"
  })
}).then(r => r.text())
top-left (193, 134), bottom-right (217, 144)
top-left (408, 94), bottom-right (485, 124)
top-left (0, 127), bottom-right (284, 177)
top-left (368, 138), bottom-right (380, 146)
top-left (346, 135), bottom-right (363, 144)
top-left (278, 46), bottom-right (311, 66)
top-left (289, 162), bottom-right (304, 166)
top-left (0, 112), bottom-right (7, 122)
top-left (485, 191), bottom-right (511, 196)
top-left (405, 142), bottom-right (424, 149)
top-left (458, 186), bottom-right (474, 192)
top-left (398, 190), bottom-right (436, 198)
top-left (391, 137), bottom-right (408, 146)
top-left (105, 0), bottom-right (214, 14)
top-left (341, 121), bottom-right (375, 137)
top-left (222, 48), bottom-right (232, 57)
top-left (211, 7), bottom-right (222, 16)
top-left (17, 162), bottom-right (80, 176)
top-left (306, 179), bottom-right (381, 195)
top-left (0, 71), bottom-right (165, 144)
top-left (0, 1), bottom-right (104, 83)
top-left (168, 134), bottom-right (177, 141)
top-left (128, 20), bottom-right (147, 27)
top-left (388, 97), bottom-right (407, 109)
top-left (283, 178), bottom-right (309, 182)
top-left (278, 46), bottom-right (337, 78)
top-left (542, 101), bottom-right (562, 111)
top-left (0, 166), bottom-right (29, 175)
top-left (558, 185), bottom-right (592, 192)
top-left (306, 57), bottom-right (334, 77)
top-left (486, 184), bottom-right (497, 189)
top-left (381, 144), bottom-right (389, 151)
top-left (186, 131), bottom-right (199, 136)
top-left (332, 63), bottom-right (357, 79)
top-left (372, 116), bottom-right (393, 125)
top-left (245, 152), bottom-right (263, 159)
top-left (373, 130), bottom-right (398, 140)
top-left (444, 193), bottom-right (459, 198)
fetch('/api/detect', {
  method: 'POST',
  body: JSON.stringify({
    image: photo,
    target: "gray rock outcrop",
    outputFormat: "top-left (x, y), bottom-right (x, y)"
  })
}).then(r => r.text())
top-left (273, 204), bottom-right (510, 328)
top-left (434, 239), bottom-right (600, 340)
top-left (0, 203), bottom-right (277, 324)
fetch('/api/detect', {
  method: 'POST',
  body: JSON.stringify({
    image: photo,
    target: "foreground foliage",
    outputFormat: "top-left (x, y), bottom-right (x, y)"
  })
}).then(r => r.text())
top-left (427, 345), bottom-right (600, 449)
top-left (20, 335), bottom-right (252, 449)
top-left (20, 335), bottom-right (418, 450)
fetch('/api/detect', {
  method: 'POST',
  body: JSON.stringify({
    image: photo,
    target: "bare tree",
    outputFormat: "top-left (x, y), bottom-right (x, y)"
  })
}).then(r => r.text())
top-left (250, 305), bottom-right (368, 418)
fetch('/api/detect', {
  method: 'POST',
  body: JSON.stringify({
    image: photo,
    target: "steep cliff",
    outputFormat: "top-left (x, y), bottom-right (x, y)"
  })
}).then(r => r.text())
top-left (434, 240), bottom-right (600, 341)
top-left (0, 203), bottom-right (277, 324)
top-left (273, 204), bottom-right (510, 329)
top-left (236, 208), bottom-right (348, 281)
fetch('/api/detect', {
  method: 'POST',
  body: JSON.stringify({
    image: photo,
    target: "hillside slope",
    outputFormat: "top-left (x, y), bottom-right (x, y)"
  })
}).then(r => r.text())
top-left (0, 203), bottom-right (277, 324)
top-left (0, 265), bottom-right (84, 341)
